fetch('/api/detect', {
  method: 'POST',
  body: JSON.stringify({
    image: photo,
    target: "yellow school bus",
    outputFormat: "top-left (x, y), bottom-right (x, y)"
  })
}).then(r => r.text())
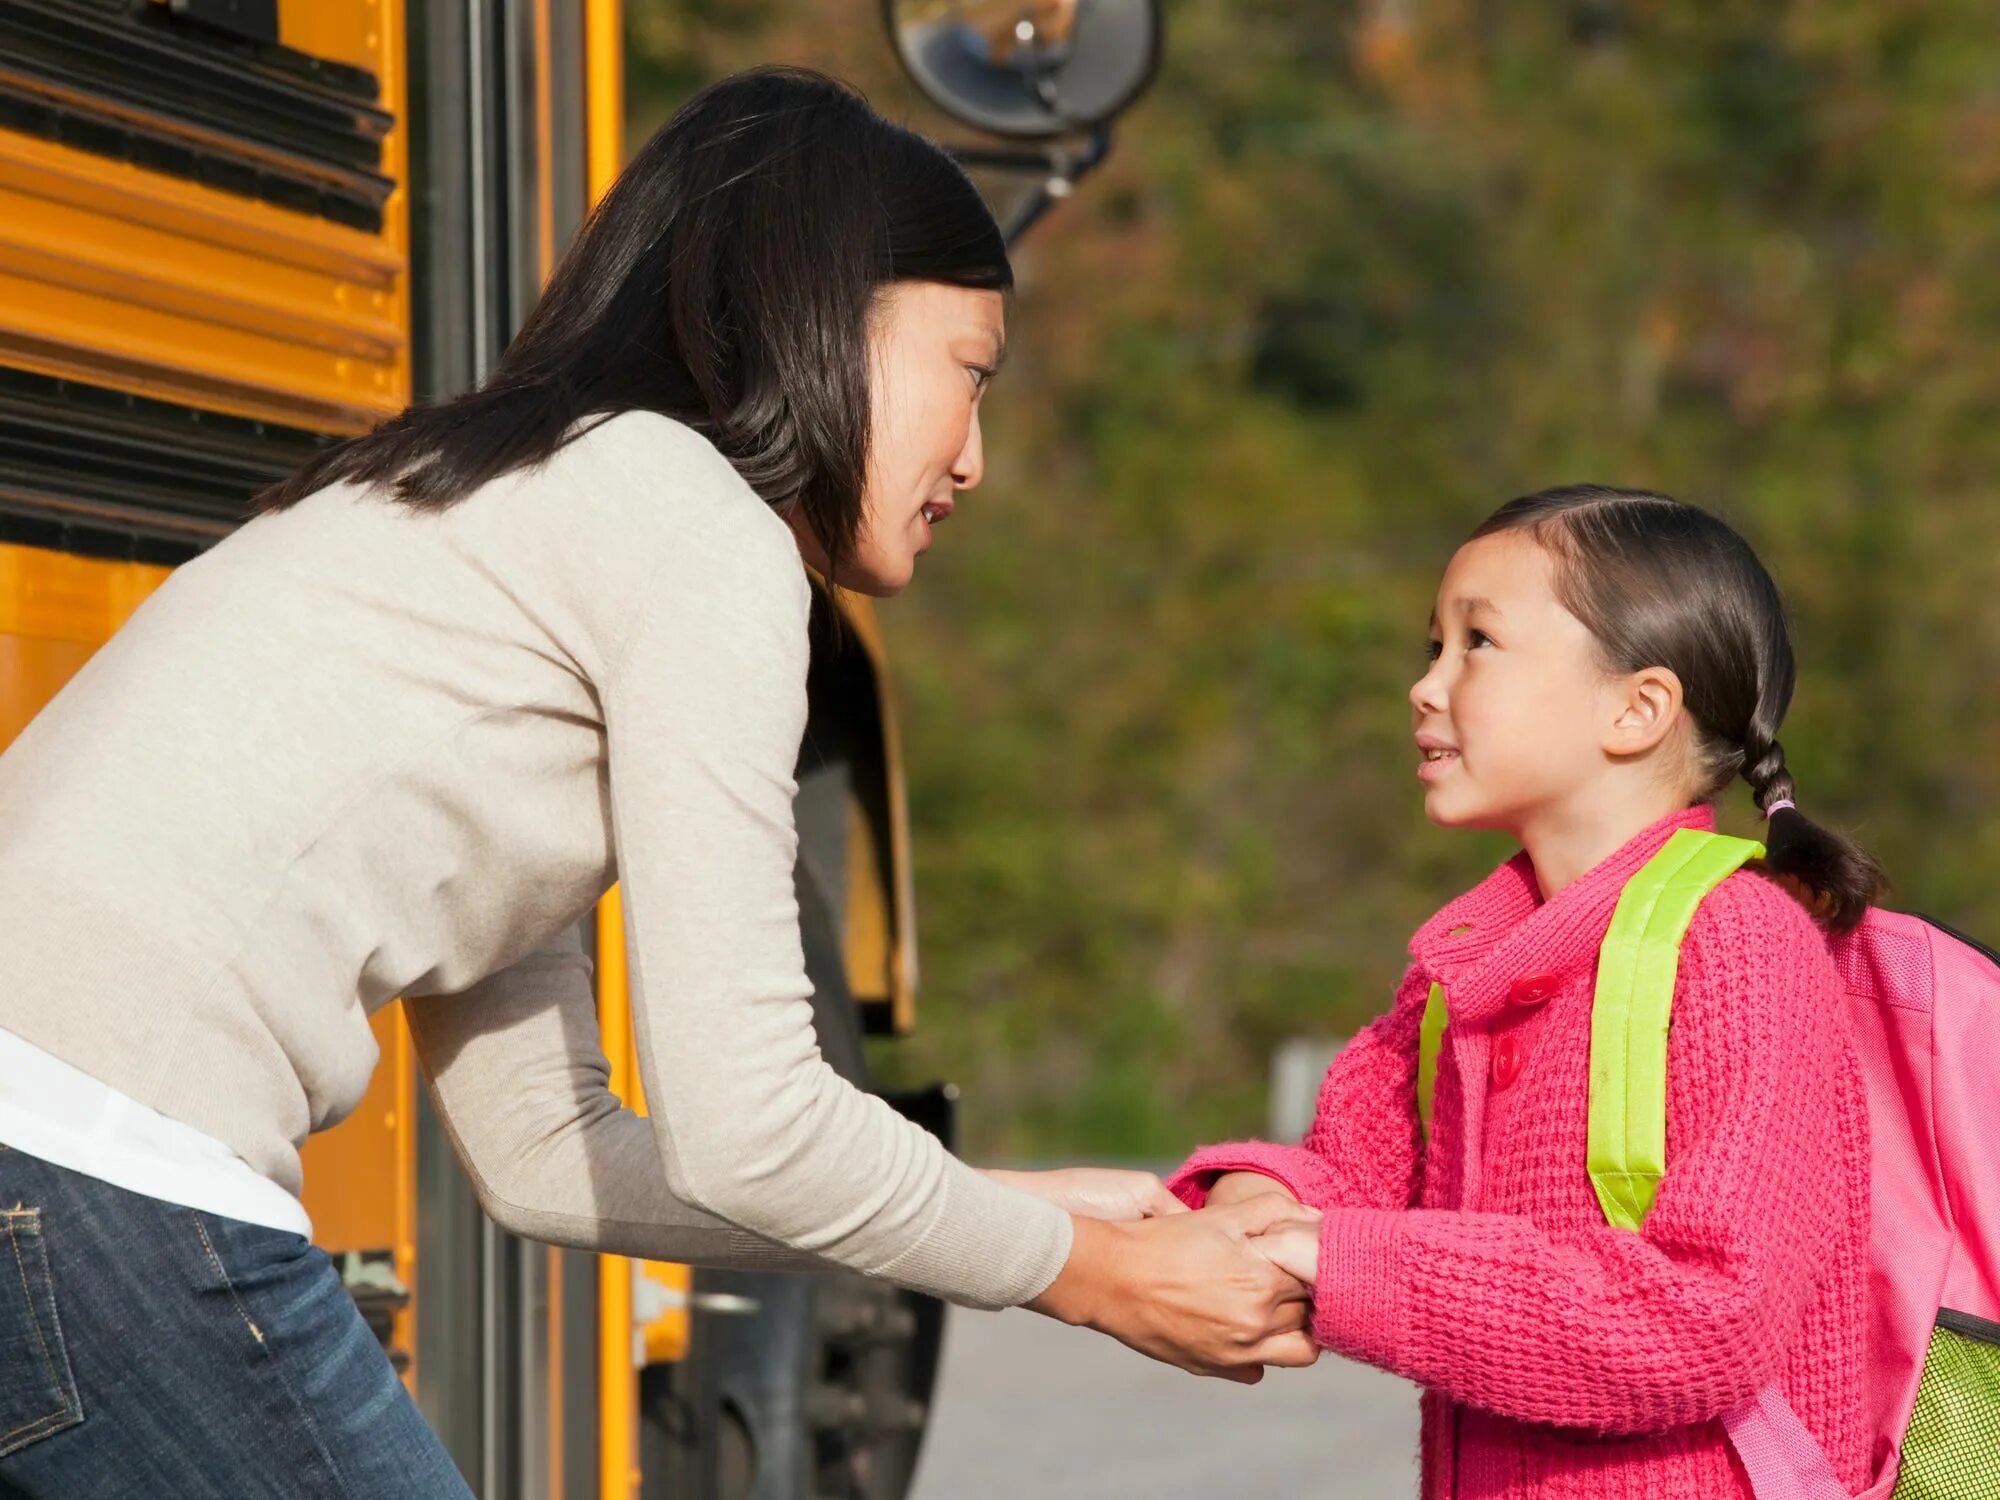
top-left (0, 1), bottom-right (1155, 1493)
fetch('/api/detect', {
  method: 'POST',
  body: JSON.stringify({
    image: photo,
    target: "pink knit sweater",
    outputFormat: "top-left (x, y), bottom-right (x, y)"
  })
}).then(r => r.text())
top-left (1171, 807), bottom-right (1870, 1500)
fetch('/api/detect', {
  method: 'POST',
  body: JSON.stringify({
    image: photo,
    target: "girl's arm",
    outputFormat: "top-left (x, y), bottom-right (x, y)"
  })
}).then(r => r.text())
top-left (1168, 968), bottom-right (1430, 1213)
top-left (1271, 898), bottom-right (1858, 1435)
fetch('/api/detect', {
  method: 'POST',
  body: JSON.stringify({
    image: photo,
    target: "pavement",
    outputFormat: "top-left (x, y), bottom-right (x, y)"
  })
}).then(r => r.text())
top-left (910, 1303), bottom-right (1419, 1499)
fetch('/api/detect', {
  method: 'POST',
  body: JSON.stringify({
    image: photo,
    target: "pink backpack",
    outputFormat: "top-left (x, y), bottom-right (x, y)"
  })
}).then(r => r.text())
top-left (1771, 907), bottom-right (2000, 1499)
top-left (1686, 894), bottom-right (2000, 1497)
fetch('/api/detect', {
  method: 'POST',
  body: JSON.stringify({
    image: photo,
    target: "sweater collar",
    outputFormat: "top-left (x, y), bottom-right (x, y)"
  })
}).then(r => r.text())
top-left (1409, 805), bottom-right (1718, 1026)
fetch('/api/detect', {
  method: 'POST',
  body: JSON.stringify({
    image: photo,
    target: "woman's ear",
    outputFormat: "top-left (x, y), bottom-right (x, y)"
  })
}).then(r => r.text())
top-left (1604, 665), bottom-right (1684, 758)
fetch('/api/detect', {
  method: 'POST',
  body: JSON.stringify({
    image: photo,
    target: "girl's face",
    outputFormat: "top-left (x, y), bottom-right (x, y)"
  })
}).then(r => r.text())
top-left (1410, 530), bottom-right (1638, 836)
top-left (793, 280), bottom-right (1003, 597)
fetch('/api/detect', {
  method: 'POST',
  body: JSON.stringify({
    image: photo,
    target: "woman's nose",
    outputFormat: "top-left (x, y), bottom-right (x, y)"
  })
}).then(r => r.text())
top-left (952, 411), bottom-right (985, 491)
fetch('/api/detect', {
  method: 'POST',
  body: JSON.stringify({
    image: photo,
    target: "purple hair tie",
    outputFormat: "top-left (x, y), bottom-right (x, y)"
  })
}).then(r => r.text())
top-left (1764, 798), bottom-right (1796, 819)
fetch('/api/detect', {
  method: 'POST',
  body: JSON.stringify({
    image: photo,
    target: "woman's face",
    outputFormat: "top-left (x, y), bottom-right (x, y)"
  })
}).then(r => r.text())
top-left (792, 280), bottom-right (1004, 597)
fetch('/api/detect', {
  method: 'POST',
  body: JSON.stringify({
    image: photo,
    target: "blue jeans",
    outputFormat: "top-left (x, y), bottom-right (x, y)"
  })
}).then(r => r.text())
top-left (0, 1143), bottom-right (472, 1499)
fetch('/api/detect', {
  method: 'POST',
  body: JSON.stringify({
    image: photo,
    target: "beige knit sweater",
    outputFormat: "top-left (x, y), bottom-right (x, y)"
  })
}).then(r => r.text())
top-left (0, 411), bottom-right (1071, 1309)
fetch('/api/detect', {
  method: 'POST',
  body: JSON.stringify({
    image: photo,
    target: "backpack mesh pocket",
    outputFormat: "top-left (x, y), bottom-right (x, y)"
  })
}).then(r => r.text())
top-left (1891, 1308), bottom-right (2000, 1499)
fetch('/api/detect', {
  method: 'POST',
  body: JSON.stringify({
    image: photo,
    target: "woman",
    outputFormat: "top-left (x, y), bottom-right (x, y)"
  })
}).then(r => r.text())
top-left (0, 69), bottom-right (1315, 1496)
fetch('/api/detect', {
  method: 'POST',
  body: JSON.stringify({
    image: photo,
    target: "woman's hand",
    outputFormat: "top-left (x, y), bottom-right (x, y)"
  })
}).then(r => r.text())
top-left (983, 1167), bottom-right (1187, 1222)
top-left (1027, 1196), bottom-right (1324, 1382)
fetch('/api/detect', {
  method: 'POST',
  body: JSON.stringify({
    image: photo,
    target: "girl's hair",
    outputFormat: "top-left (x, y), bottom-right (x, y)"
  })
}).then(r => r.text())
top-left (1473, 484), bottom-right (1883, 931)
top-left (254, 67), bottom-right (1011, 582)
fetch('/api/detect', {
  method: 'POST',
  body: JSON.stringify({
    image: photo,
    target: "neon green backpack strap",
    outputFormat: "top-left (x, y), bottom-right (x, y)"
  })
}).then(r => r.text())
top-left (1416, 981), bottom-right (1448, 1137)
top-left (1587, 827), bottom-right (1764, 1230)
top-left (1418, 924), bottom-right (1474, 1138)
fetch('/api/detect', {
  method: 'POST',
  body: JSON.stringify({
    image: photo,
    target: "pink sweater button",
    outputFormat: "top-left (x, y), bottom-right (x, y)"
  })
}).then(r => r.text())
top-left (1492, 1032), bottom-right (1524, 1089)
top-left (1507, 973), bottom-right (1560, 1007)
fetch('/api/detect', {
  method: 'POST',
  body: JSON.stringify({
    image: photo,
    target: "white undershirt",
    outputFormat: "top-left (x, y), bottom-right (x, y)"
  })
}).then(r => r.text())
top-left (0, 1026), bottom-right (312, 1238)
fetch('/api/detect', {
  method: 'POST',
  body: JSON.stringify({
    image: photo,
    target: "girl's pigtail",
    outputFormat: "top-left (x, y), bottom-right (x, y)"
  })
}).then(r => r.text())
top-left (1742, 732), bottom-right (1883, 933)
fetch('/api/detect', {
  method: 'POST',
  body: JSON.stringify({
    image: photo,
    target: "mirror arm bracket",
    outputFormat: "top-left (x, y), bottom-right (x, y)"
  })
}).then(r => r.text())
top-left (949, 124), bottom-right (1114, 246)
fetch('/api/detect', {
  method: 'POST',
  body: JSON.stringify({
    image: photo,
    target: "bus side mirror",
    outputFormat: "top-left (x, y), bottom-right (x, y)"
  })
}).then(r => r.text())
top-left (883, 0), bottom-right (1160, 139)
top-left (881, 0), bottom-right (1162, 242)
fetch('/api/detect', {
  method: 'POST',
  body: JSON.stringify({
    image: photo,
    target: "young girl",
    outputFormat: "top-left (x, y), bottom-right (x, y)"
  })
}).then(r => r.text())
top-left (1174, 485), bottom-right (1876, 1498)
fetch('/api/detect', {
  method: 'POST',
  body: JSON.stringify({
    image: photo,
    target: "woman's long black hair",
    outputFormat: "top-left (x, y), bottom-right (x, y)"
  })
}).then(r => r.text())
top-left (1474, 485), bottom-right (1884, 931)
top-left (256, 67), bottom-right (1012, 581)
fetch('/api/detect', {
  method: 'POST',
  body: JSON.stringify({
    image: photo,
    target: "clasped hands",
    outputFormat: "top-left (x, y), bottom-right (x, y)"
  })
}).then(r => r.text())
top-left (986, 1167), bottom-right (1323, 1384)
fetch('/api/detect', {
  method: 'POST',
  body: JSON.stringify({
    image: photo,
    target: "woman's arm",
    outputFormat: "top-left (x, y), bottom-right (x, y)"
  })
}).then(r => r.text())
top-left (410, 928), bottom-right (1182, 1254)
top-left (410, 920), bottom-right (1322, 1377)
top-left (408, 926), bottom-right (1319, 1386)
top-left (594, 498), bottom-right (1078, 1309)
top-left (405, 924), bottom-right (832, 1273)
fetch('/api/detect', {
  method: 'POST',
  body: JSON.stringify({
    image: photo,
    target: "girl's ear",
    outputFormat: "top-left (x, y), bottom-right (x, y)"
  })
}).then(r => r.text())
top-left (1604, 665), bottom-right (1684, 758)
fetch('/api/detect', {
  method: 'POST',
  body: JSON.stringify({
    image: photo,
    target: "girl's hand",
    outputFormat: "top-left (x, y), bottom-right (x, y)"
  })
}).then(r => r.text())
top-left (1248, 1216), bottom-right (1320, 1288)
top-left (983, 1167), bottom-right (1188, 1222)
top-left (1027, 1196), bottom-right (1322, 1382)
top-left (1203, 1170), bottom-right (1301, 1209)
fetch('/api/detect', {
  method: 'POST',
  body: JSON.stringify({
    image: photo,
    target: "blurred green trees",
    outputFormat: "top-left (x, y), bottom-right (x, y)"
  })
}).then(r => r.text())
top-left (629, 0), bottom-right (2000, 1156)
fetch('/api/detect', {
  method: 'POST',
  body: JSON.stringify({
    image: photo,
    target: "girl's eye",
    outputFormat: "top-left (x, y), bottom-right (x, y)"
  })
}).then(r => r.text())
top-left (1424, 638), bottom-right (1443, 662)
top-left (1468, 628), bottom-right (1493, 649)
top-left (968, 365), bottom-right (995, 392)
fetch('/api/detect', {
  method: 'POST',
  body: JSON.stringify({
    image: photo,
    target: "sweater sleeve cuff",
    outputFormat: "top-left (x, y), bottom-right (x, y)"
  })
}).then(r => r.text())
top-left (1166, 1141), bottom-right (1325, 1209)
top-left (870, 1165), bottom-right (1075, 1312)
top-left (1312, 1207), bottom-right (1404, 1367)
